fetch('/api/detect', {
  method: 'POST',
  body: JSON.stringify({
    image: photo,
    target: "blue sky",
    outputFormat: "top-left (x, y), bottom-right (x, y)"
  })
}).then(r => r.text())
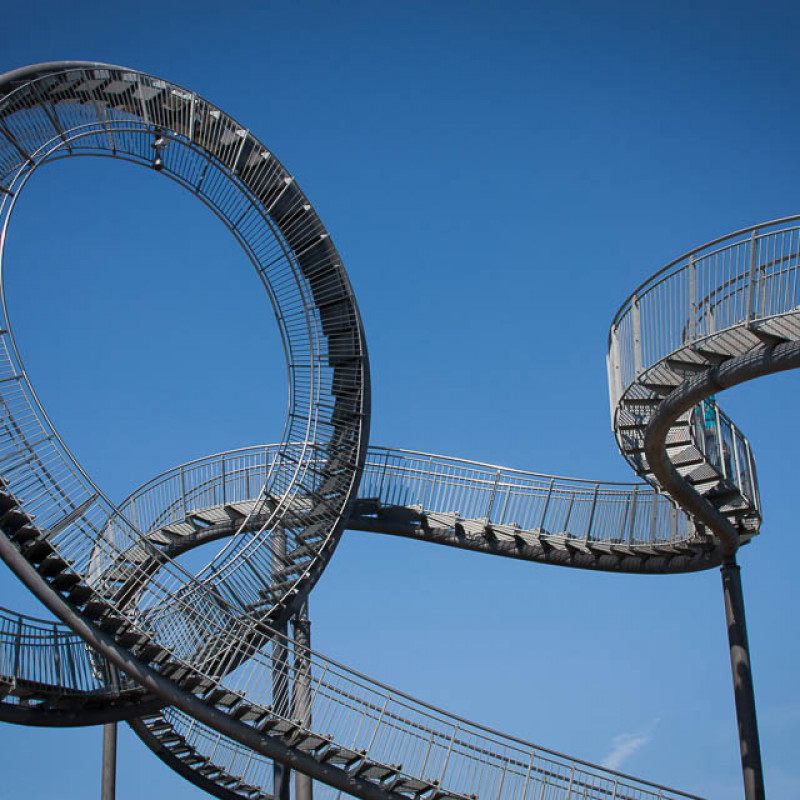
top-left (1, 2), bottom-right (800, 797)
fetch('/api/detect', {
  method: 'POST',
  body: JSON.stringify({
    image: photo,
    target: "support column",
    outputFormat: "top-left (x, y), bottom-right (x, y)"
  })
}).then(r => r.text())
top-left (721, 558), bottom-right (765, 800)
top-left (272, 526), bottom-right (291, 800)
top-left (293, 598), bottom-right (313, 800)
top-left (101, 722), bottom-right (117, 800)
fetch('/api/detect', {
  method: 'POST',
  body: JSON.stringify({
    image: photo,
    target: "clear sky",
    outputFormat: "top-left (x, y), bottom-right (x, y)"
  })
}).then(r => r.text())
top-left (1, 2), bottom-right (799, 798)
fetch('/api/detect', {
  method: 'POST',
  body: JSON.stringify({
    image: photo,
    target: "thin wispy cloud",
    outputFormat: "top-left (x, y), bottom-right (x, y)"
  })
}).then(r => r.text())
top-left (601, 719), bottom-right (660, 771)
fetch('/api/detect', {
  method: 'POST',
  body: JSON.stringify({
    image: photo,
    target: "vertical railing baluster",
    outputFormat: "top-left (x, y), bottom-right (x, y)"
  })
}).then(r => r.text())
top-left (715, 404), bottom-right (727, 480)
top-left (421, 456), bottom-right (434, 512)
top-left (539, 479), bottom-right (554, 532)
top-left (439, 722), bottom-right (459, 786)
top-left (12, 617), bottom-right (21, 681)
top-left (365, 695), bottom-right (389, 755)
top-left (377, 450), bottom-right (390, 502)
top-left (631, 294), bottom-right (643, 376)
top-left (180, 466), bottom-right (188, 518)
top-left (562, 493), bottom-right (575, 532)
top-left (485, 471), bottom-right (500, 522)
top-left (188, 93), bottom-right (196, 142)
top-left (52, 624), bottom-right (60, 684)
top-left (586, 483), bottom-right (599, 540)
top-left (495, 758), bottom-right (508, 799)
top-left (746, 229), bottom-right (759, 326)
top-left (419, 729), bottom-right (435, 780)
top-left (608, 329), bottom-right (623, 413)
top-left (520, 749), bottom-right (535, 800)
top-left (220, 454), bottom-right (226, 505)
top-left (130, 496), bottom-right (139, 533)
top-left (747, 443), bottom-right (759, 514)
top-left (760, 232), bottom-right (770, 318)
top-left (688, 255), bottom-right (696, 341)
top-left (499, 481), bottom-right (512, 524)
top-left (566, 764), bottom-right (575, 799)
top-left (731, 424), bottom-right (743, 495)
top-left (65, 638), bottom-right (77, 689)
top-left (649, 491), bottom-right (658, 543)
top-left (627, 487), bottom-right (638, 543)
top-left (538, 775), bottom-right (547, 800)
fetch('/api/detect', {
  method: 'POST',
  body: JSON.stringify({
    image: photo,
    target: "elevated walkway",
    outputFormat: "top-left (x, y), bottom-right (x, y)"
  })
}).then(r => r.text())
top-left (0, 60), bottom-right (789, 800)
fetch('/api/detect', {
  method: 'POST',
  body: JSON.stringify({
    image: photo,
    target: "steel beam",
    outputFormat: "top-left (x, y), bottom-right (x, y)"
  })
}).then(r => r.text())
top-left (101, 722), bottom-right (117, 800)
top-left (293, 599), bottom-right (313, 800)
top-left (272, 526), bottom-right (291, 800)
top-left (721, 560), bottom-right (764, 800)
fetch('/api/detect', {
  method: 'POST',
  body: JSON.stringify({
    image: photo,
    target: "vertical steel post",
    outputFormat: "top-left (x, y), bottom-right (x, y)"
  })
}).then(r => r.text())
top-left (731, 425), bottom-right (743, 494)
top-left (272, 526), bottom-right (291, 800)
top-left (101, 722), bottom-right (117, 800)
top-left (721, 558), bottom-right (765, 800)
top-left (585, 483), bottom-right (600, 540)
top-left (715, 405), bottom-right (727, 480)
top-left (631, 294), bottom-right (643, 376)
top-left (688, 255), bottom-right (697, 341)
top-left (627, 487), bottom-right (638, 543)
top-left (485, 470), bottom-right (501, 522)
top-left (293, 598), bottom-right (313, 800)
top-left (746, 230), bottom-right (759, 326)
top-left (180, 466), bottom-right (187, 518)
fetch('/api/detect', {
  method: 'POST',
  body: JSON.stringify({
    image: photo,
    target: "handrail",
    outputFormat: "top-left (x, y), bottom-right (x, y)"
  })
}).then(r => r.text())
top-left (113, 444), bottom-right (697, 549)
top-left (0, 606), bottom-right (135, 696)
top-left (610, 222), bottom-right (800, 392)
top-left (609, 215), bottom-right (800, 330)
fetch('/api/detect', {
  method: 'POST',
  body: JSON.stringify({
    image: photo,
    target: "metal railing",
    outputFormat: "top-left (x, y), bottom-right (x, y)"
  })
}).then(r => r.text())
top-left (0, 606), bottom-right (131, 697)
top-left (361, 446), bottom-right (693, 545)
top-left (138, 623), bottom-right (702, 800)
top-left (606, 221), bottom-right (788, 513)
top-left (114, 445), bottom-right (696, 550)
top-left (0, 61), bottom-right (368, 637)
top-left (691, 402), bottom-right (759, 513)
top-left (92, 443), bottom-right (703, 799)
top-left (0, 63), bottom-right (703, 800)
top-left (609, 216), bottom-right (800, 408)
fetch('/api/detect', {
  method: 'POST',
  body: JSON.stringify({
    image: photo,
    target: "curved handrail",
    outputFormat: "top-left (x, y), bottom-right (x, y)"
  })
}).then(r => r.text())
top-left (609, 215), bottom-right (800, 330)
top-left (609, 219), bottom-right (800, 407)
top-left (115, 444), bottom-right (697, 551)
top-left (0, 61), bottom-right (369, 634)
top-left (0, 606), bottom-right (134, 697)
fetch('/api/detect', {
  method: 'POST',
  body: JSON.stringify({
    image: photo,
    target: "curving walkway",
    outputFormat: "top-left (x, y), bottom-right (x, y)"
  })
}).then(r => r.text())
top-left (0, 60), bottom-right (786, 800)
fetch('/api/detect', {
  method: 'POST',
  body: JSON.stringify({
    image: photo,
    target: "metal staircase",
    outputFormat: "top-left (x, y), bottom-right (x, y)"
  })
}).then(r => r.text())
top-left (607, 218), bottom-right (800, 798)
top-left (0, 60), bottom-right (789, 800)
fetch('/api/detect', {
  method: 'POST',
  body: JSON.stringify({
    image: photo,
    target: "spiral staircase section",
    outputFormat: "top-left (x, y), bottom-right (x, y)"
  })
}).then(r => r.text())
top-left (608, 217), bottom-right (800, 551)
top-left (607, 217), bottom-right (800, 798)
top-left (0, 59), bottom-right (785, 799)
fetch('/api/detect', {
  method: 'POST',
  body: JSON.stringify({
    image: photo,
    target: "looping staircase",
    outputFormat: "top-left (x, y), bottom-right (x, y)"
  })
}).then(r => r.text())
top-left (2, 60), bottom-right (793, 800)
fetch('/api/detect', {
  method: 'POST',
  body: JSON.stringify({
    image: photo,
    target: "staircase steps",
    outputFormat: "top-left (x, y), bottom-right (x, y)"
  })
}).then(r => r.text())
top-left (321, 744), bottom-right (364, 769)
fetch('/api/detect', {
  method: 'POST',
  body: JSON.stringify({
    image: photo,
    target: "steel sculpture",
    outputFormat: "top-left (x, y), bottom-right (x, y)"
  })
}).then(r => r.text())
top-left (0, 61), bottom-right (787, 800)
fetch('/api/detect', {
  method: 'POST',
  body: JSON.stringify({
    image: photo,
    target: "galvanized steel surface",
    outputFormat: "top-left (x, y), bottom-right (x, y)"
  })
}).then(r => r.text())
top-left (0, 59), bottom-right (778, 800)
